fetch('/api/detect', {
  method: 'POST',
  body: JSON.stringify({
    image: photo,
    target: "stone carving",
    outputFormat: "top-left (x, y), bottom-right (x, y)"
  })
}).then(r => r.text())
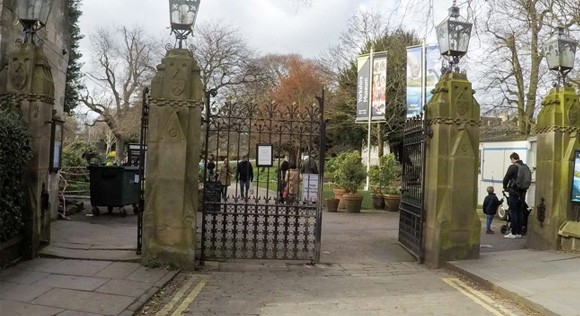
top-left (9, 60), bottom-right (28, 91)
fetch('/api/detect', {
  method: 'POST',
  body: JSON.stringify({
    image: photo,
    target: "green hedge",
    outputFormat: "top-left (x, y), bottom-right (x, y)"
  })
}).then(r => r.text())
top-left (0, 110), bottom-right (32, 242)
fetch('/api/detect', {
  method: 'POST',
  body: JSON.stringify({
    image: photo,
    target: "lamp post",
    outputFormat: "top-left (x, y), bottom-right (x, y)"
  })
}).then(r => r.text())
top-left (435, 0), bottom-right (472, 72)
top-left (169, 0), bottom-right (201, 49)
top-left (543, 26), bottom-right (578, 86)
top-left (16, 0), bottom-right (56, 45)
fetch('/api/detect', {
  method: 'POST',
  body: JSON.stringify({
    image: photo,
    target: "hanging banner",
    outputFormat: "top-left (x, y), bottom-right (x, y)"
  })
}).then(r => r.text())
top-left (355, 54), bottom-right (371, 122)
top-left (356, 51), bottom-right (388, 123)
top-left (406, 45), bottom-right (423, 118)
top-left (406, 44), bottom-right (442, 119)
top-left (425, 44), bottom-right (442, 104)
top-left (370, 52), bottom-right (387, 121)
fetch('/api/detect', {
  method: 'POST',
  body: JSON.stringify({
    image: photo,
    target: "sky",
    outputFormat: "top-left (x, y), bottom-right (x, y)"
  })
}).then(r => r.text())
top-left (78, 0), bottom-right (456, 63)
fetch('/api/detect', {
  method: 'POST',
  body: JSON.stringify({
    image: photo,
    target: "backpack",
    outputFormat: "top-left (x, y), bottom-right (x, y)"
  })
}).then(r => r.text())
top-left (515, 163), bottom-right (532, 190)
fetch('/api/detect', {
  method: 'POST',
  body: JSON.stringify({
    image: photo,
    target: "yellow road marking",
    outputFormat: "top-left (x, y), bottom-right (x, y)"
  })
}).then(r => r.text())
top-left (171, 275), bottom-right (208, 315)
top-left (442, 278), bottom-right (518, 316)
top-left (156, 273), bottom-right (199, 316)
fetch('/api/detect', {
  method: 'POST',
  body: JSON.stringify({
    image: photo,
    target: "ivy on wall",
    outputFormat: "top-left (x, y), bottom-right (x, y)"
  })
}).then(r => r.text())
top-left (0, 109), bottom-right (32, 242)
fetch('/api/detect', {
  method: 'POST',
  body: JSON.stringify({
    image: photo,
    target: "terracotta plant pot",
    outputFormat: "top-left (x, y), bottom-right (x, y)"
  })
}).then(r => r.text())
top-left (383, 194), bottom-right (401, 212)
top-left (332, 187), bottom-right (347, 209)
top-left (372, 194), bottom-right (385, 210)
top-left (342, 193), bottom-right (363, 213)
top-left (326, 198), bottom-right (339, 212)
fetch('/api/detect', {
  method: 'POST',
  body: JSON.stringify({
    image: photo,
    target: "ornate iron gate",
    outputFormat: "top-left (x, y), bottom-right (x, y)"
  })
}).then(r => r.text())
top-left (398, 117), bottom-right (426, 261)
top-left (136, 87), bottom-right (150, 255)
top-left (199, 93), bottom-right (326, 264)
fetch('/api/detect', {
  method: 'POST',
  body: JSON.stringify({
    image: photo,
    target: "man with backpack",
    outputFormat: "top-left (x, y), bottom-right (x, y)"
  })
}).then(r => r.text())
top-left (502, 152), bottom-right (532, 239)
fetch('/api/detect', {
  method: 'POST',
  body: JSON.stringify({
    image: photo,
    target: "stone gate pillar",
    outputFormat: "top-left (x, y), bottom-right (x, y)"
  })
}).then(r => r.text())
top-left (528, 86), bottom-right (580, 250)
top-left (0, 43), bottom-right (55, 257)
top-left (142, 49), bottom-right (203, 269)
top-left (423, 72), bottom-right (481, 268)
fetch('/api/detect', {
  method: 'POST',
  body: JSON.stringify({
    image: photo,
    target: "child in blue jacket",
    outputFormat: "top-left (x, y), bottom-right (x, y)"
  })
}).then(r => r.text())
top-left (483, 186), bottom-right (504, 234)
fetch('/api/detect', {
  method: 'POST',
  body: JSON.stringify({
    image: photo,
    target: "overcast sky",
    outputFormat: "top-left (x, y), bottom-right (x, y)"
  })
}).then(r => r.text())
top-left (78, 0), bottom-right (455, 62)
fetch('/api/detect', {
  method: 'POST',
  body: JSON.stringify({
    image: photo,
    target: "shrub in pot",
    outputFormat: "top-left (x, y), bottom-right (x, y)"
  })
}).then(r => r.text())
top-left (333, 151), bottom-right (366, 213)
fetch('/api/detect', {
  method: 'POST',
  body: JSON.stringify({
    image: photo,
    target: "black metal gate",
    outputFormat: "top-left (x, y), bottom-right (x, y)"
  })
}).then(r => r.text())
top-left (135, 87), bottom-right (150, 255)
top-left (398, 117), bottom-right (426, 261)
top-left (199, 92), bottom-right (326, 264)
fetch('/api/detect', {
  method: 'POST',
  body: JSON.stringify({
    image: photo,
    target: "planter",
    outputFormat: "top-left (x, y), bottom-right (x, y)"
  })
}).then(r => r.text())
top-left (384, 194), bottom-right (401, 212)
top-left (325, 198), bottom-right (339, 212)
top-left (342, 193), bottom-right (363, 213)
top-left (372, 194), bottom-right (385, 210)
top-left (332, 188), bottom-right (347, 209)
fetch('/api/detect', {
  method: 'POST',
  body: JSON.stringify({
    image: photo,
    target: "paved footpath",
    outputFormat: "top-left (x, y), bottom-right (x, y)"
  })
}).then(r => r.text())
top-left (0, 258), bottom-right (177, 316)
top-left (152, 260), bottom-right (531, 316)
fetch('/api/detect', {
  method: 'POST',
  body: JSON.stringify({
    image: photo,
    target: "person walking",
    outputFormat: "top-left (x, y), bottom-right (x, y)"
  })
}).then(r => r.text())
top-left (236, 155), bottom-right (253, 199)
top-left (218, 158), bottom-right (232, 200)
top-left (207, 155), bottom-right (216, 181)
top-left (284, 162), bottom-right (301, 204)
top-left (482, 186), bottom-right (503, 234)
top-left (277, 160), bottom-right (289, 203)
top-left (502, 152), bottom-right (531, 239)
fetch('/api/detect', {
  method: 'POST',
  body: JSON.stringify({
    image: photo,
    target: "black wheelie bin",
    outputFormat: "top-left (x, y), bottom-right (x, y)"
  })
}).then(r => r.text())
top-left (87, 165), bottom-right (140, 216)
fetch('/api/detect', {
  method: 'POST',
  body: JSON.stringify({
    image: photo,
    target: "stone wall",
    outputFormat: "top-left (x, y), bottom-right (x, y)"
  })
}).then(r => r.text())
top-left (0, 0), bottom-right (70, 220)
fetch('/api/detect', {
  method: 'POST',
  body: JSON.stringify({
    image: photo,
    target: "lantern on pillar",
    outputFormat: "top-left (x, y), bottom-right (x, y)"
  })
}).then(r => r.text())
top-left (16, 0), bottom-right (56, 44)
top-left (435, 0), bottom-right (472, 71)
top-left (169, 0), bottom-right (201, 49)
top-left (543, 26), bottom-right (578, 86)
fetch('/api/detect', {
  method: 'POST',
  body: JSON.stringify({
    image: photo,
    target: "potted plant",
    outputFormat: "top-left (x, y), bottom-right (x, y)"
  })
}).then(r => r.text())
top-left (325, 197), bottom-right (340, 212)
top-left (375, 154), bottom-right (402, 212)
top-left (333, 151), bottom-right (367, 213)
top-left (368, 166), bottom-right (385, 210)
top-left (327, 153), bottom-right (348, 209)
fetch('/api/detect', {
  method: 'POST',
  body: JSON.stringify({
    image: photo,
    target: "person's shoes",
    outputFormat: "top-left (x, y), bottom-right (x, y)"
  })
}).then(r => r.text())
top-left (486, 230), bottom-right (494, 234)
top-left (504, 233), bottom-right (516, 239)
top-left (515, 234), bottom-right (522, 238)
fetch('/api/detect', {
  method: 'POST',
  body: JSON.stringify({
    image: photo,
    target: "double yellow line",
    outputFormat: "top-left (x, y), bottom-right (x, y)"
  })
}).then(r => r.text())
top-left (157, 274), bottom-right (209, 316)
top-left (443, 278), bottom-right (518, 316)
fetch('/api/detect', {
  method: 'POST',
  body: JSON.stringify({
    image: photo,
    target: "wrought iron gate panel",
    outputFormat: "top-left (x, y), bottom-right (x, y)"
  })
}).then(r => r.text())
top-left (200, 97), bottom-right (325, 263)
top-left (136, 87), bottom-right (150, 255)
top-left (398, 117), bottom-right (425, 261)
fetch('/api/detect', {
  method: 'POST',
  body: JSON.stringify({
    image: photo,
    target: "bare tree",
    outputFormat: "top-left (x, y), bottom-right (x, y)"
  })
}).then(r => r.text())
top-left (192, 22), bottom-right (265, 97)
top-left (475, 0), bottom-right (580, 135)
top-left (81, 26), bottom-right (161, 162)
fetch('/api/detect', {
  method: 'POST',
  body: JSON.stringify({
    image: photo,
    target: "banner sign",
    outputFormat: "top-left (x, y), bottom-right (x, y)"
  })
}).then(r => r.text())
top-left (406, 44), bottom-right (441, 118)
top-left (371, 52), bottom-right (387, 121)
top-left (406, 46), bottom-right (423, 118)
top-left (572, 149), bottom-right (580, 203)
top-left (356, 54), bottom-right (371, 122)
top-left (356, 51), bottom-right (388, 123)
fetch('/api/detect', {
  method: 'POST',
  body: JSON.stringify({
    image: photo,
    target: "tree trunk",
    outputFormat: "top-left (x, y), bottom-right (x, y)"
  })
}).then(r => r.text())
top-left (115, 135), bottom-right (125, 163)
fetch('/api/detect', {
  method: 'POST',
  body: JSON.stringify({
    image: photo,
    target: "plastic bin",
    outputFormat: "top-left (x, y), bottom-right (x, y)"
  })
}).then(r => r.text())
top-left (87, 165), bottom-right (140, 216)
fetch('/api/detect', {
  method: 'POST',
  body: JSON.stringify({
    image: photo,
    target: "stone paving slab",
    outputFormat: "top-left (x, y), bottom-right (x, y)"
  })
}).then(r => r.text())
top-left (0, 258), bottom-right (178, 316)
top-left (0, 299), bottom-right (63, 316)
top-left (447, 249), bottom-right (580, 316)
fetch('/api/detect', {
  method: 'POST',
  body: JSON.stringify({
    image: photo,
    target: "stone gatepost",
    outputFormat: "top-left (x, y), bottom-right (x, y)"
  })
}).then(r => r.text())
top-left (528, 86), bottom-right (580, 250)
top-left (143, 49), bottom-right (202, 269)
top-left (0, 43), bottom-right (55, 257)
top-left (423, 72), bottom-right (481, 268)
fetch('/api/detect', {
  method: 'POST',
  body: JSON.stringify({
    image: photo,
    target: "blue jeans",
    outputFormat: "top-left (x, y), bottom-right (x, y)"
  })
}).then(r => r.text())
top-left (507, 193), bottom-right (525, 235)
top-left (485, 214), bottom-right (494, 231)
top-left (239, 180), bottom-right (250, 198)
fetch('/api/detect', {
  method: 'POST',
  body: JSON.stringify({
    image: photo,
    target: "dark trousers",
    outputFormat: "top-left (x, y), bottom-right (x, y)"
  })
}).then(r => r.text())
top-left (507, 193), bottom-right (525, 235)
top-left (239, 180), bottom-right (250, 198)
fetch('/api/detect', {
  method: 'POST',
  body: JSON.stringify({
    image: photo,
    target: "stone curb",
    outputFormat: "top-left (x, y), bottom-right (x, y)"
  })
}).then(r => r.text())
top-left (122, 269), bottom-right (180, 315)
top-left (444, 262), bottom-right (558, 316)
